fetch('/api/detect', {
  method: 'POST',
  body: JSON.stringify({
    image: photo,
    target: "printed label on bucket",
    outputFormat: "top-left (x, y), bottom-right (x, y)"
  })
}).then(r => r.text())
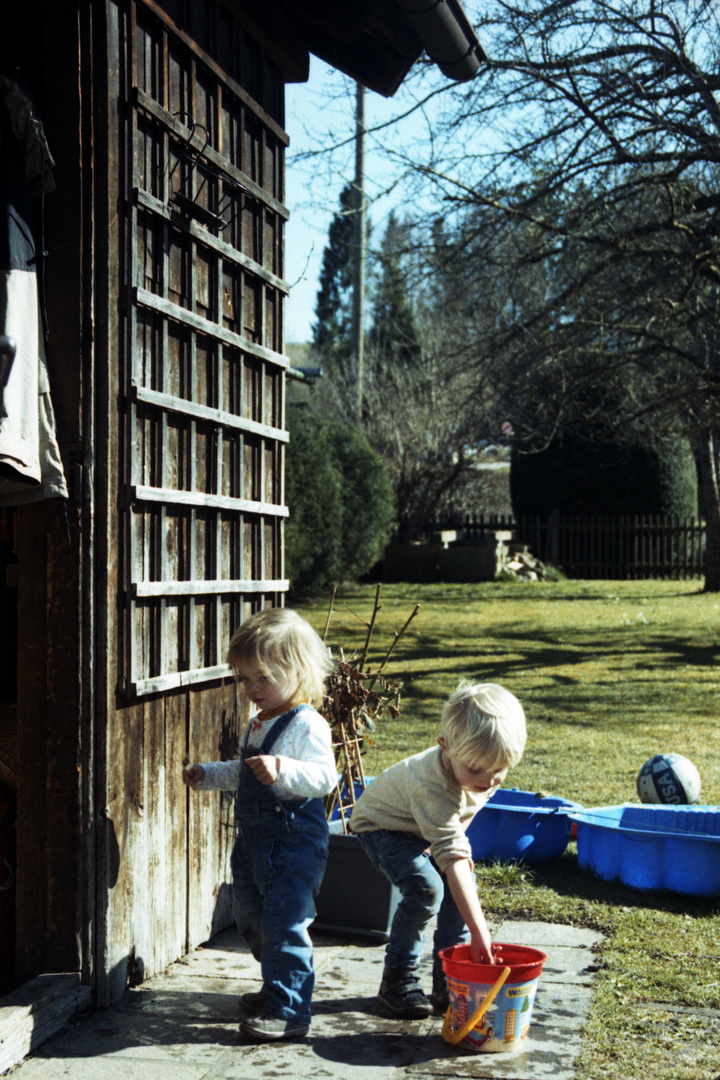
top-left (446, 975), bottom-right (540, 1052)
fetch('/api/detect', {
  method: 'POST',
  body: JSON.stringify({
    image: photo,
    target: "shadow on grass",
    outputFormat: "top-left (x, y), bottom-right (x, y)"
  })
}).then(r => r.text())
top-left (364, 582), bottom-right (707, 605)
top-left (503, 850), bottom-right (720, 921)
top-left (303, 584), bottom-right (720, 706)
top-left (395, 622), bottom-right (720, 698)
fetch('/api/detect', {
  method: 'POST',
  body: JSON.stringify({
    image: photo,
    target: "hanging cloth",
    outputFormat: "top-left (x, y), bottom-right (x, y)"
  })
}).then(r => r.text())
top-left (0, 75), bottom-right (67, 506)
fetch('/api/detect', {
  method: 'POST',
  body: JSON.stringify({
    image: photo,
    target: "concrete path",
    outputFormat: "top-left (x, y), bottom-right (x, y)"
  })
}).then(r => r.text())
top-left (6, 919), bottom-right (603, 1080)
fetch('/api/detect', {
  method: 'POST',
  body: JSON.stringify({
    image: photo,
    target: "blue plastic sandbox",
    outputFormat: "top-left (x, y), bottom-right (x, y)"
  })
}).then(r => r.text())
top-left (570, 804), bottom-right (720, 897)
top-left (467, 788), bottom-right (580, 864)
top-left (331, 779), bottom-right (371, 822)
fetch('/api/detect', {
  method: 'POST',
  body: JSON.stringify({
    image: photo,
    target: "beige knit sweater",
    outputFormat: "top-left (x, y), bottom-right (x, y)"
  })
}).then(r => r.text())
top-left (348, 745), bottom-right (490, 873)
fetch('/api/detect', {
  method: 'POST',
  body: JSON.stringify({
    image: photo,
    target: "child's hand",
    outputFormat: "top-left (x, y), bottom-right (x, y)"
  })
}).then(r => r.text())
top-left (469, 936), bottom-right (495, 965)
top-left (183, 764), bottom-right (205, 789)
top-left (245, 754), bottom-right (280, 785)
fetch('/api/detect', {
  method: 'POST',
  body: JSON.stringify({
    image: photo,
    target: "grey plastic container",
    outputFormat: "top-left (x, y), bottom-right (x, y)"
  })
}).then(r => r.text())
top-left (313, 829), bottom-right (400, 942)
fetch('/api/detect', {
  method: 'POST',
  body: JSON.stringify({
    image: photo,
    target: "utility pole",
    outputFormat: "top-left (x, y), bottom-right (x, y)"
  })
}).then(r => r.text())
top-left (351, 82), bottom-right (366, 423)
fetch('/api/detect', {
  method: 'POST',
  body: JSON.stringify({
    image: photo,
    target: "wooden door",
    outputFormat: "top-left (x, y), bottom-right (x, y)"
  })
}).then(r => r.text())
top-left (96, 0), bottom-right (291, 1003)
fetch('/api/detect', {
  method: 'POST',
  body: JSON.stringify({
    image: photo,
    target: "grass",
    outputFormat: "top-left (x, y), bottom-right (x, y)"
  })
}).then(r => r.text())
top-left (296, 580), bottom-right (720, 1080)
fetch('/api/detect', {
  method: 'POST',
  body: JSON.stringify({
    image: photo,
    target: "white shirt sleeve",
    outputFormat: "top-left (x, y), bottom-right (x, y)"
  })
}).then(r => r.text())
top-left (272, 707), bottom-right (337, 800)
top-left (192, 707), bottom-right (337, 801)
top-left (194, 759), bottom-right (240, 791)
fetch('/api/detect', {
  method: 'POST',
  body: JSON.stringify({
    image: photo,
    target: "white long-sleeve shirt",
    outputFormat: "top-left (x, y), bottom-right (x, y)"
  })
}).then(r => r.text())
top-left (195, 705), bottom-right (336, 801)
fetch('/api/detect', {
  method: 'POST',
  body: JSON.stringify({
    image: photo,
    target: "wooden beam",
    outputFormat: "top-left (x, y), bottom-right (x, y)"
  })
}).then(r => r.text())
top-left (134, 89), bottom-right (289, 217)
top-left (0, 974), bottom-right (92, 1074)
top-left (132, 484), bottom-right (289, 516)
top-left (133, 577), bottom-right (289, 596)
top-left (134, 188), bottom-right (289, 294)
top-left (132, 385), bottom-right (289, 442)
top-left (135, 287), bottom-right (289, 368)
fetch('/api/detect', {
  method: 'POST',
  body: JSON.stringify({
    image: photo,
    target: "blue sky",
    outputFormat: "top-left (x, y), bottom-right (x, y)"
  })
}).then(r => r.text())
top-left (283, 57), bottom-right (448, 344)
top-left (281, 0), bottom-right (495, 344)
top-left (284, 63), bottom-right (349, 344)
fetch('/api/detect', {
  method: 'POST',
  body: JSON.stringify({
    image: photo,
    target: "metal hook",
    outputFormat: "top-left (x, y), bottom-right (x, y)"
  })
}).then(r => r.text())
top-left (168, 112), bottom-right (252, 232)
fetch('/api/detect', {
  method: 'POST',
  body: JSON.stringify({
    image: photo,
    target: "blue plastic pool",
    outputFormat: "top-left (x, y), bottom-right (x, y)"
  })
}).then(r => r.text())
top-left (467, 788), bottom-right (580, 864)
top-left (570, 804), bottom-right (720, 896)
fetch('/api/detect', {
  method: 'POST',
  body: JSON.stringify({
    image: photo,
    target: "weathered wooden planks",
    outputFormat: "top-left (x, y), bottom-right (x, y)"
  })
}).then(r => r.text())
top-left (0, 974), bottom-right (92, 1074)
top-left (12, 0), bottom-right (294, 1014)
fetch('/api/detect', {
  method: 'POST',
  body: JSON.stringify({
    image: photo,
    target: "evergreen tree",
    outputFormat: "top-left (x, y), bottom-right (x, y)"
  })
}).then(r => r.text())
top-left (373, 0), bottom-right (720, 586)
top-left (311, 183), bottom-right (355, 375)
top-left (367, 212), bottom-right (420, 373)
top-left (310, 209), bottom-right (498, 541)
top-left (284, 412), bottom-right (343, 593)
top-left (510, 434), bottom-right (698, 519)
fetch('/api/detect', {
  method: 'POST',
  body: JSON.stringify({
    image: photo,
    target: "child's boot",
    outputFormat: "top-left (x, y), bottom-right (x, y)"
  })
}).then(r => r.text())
top-left (429, 954), bottom-right (449, 1015)
top-left (377, 964), bottom-right (432, 1019)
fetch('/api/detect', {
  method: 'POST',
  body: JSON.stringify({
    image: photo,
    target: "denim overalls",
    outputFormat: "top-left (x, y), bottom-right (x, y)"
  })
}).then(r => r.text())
top-left (230, 704), bottom-right (329, 1024)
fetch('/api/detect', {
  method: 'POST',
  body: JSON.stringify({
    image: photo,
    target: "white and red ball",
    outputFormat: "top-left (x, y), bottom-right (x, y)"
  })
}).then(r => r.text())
top-left (636, 753), bottom-right (701, 805)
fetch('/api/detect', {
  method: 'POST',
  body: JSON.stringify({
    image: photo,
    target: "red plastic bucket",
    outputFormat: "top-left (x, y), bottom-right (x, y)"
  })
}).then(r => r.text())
top-left (439, 942), bottom-right (547, 1052)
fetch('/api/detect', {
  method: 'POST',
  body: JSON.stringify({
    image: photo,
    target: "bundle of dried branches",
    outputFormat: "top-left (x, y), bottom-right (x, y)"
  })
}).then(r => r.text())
top-left (322, 584), bottom-right (420, 829)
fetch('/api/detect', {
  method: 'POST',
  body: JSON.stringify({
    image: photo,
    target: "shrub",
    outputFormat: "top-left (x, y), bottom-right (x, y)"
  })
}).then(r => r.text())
top-left (329, 423), bottom-right (397, 581)
top-left (284, 411), bottom-right (343, 595)
top-left (285, 410), bottom-right (396, 595)
top-left (510, 434), bottom-right (698, 518)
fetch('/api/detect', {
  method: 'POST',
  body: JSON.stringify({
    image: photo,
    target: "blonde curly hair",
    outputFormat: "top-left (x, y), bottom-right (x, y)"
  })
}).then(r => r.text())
top-left (226, 607), bottom-right (333, 710)
top-left (440, 682), bottom-right (526, 770)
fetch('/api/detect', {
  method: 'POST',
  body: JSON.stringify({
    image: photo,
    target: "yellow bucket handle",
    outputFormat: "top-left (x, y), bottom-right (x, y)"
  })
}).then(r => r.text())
top-left (442, 965), bottom-right (511, 1046)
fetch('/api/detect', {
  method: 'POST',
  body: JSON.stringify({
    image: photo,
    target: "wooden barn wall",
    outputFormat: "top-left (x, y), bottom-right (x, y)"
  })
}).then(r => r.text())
top-left (94, 0), bottom-right (292, 1004)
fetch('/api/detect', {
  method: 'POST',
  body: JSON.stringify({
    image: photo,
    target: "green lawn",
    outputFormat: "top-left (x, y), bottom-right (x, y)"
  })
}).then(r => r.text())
top-left (296, 580), bottom-right (720, 1080)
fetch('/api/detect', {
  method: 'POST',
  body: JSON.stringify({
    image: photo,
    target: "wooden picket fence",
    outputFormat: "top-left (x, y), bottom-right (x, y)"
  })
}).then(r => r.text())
top-left (429, 513), bottom-right (706, 580)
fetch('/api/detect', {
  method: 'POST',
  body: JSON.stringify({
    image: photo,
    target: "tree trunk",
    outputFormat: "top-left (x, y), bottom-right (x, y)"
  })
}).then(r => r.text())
top-left (697, 431), bottom-right (720, 592)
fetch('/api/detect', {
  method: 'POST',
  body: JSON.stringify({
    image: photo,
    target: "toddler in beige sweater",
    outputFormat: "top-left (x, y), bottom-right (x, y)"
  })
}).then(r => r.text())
top-left (350, 682), bottom-right (526, 1018)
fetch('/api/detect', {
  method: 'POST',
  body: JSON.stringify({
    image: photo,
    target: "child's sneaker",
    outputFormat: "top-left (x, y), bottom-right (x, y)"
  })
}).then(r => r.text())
top-left (377, 965), bottom-right (431, 1019)
top-left (238, 990), bottom-right (267, 1015)
top-left (239, 1011), bottom-right (310, 1041)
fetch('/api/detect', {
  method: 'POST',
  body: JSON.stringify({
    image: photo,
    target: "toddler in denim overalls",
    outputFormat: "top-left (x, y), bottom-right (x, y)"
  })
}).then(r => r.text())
top-left (183, 608), bottom-right (335, 1041)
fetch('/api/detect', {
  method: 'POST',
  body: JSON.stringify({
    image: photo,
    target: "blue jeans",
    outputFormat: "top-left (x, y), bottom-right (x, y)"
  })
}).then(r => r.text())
top-left (356, 829), bottom-right (469, 970)
top-left (231, 811), bottom-right (328, 1024)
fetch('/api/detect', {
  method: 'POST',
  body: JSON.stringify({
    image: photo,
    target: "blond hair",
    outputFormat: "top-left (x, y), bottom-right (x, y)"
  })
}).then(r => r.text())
top-left (226, 607), bottom-right (332, 710)
top-left (440, 682), bottom-right (526, 770)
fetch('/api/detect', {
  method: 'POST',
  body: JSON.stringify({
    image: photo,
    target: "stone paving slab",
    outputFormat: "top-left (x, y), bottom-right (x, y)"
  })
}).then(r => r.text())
top-left (5, 921), bottom-right (603, 1080)
top-left (13, 1058), bottom-right (206, 1080)
top-left (496, 920), bottom-right (602, 985)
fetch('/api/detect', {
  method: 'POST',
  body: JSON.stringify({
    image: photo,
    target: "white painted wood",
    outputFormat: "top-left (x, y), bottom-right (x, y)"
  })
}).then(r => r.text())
top-left (131, 663), bottom-right (233, 697)
top-left (132, 384), bottom-right (289, 441)
top-left (132, 483), bottom-right (289, 515)
top-left (133, 577), bottom-right (289, 596)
